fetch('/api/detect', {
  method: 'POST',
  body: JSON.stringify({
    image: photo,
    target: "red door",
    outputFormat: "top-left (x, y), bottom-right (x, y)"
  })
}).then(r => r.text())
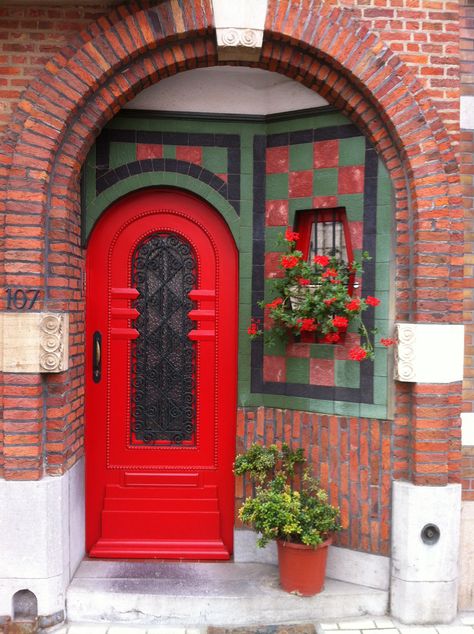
top-left (85, 188), bottom-right (238, 559)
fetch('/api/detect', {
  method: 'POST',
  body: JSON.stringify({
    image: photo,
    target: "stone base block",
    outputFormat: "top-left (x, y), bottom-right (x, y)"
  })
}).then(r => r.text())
top-left (391, 577), bottom-right (458, 624)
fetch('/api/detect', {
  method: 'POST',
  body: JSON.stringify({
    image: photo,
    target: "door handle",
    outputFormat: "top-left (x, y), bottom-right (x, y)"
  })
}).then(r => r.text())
top-left (92, 331), bottom-right (102, 383)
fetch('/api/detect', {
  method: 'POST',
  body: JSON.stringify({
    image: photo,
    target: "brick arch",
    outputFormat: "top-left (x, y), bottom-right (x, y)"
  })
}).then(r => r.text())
top-left (0, 0), bottom-right (461, 483)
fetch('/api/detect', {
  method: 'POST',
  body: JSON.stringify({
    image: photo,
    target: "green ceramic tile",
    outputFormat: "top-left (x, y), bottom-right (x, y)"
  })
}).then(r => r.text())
top-left (163, 145), bottom-right (176, 159)
top-left (376, 204), bottom-right (393, 234)
top-left (377, 170), bottom-right (393, 206)
top-left (286, 357), bottom-right (309, 383)
top-left (289, 198), bottom-right (313, 225)
top-left (334, 400), bottom-right (360, 416)
top-left (373, 376), bottom-right (388, 405)
top-left (338, 136), bottom-right (366, 166)
top-left (313, 113), bottom-right (349, 128)
top-left (306, 399), bottom-right (335, 414)
top-left (267, 173), bottom-right (289, 200)
top-left (373, 349), bottom-right (388, 377)
top-left (359, 403), bottom-right (387, 420)
top-left (264, 338), bottom-right (287, 356)
top-left (375, 235), bottom-right (392, 263)
top-left (338, 194), bottom-right (364, 221)
top-left (335, 360), bottom-right (360, 388)
top-left (266, 227), bottom-right (287, 251)
top-left (374, 319), bottom-right (391, 339)
top-left (202, 147), bottom-right (228, 173)
top-left (240, 174), bottom-right (253, 200)
top-left (375, 262), bottom-right (390, 292)
top-left (109, 142), bottom-right (136, 168)
top-left (310, 344), bottom-right (335, 359)
top-left (313, 168), bottom-right (338, 196)
top-left (290, 143), bottom-right (313, 171)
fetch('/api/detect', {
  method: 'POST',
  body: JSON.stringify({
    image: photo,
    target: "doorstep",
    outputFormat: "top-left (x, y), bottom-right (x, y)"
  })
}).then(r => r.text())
top-left (66, 560), bottom-right (388, 627)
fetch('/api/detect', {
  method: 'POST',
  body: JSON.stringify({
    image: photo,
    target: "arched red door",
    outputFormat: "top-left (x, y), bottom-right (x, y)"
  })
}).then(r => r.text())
top-left (85, 189), bottom-right (238, 559)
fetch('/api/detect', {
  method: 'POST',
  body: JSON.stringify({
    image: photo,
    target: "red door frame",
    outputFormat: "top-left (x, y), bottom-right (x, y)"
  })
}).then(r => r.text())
top-left (85, 188), bottom-right (238, 558)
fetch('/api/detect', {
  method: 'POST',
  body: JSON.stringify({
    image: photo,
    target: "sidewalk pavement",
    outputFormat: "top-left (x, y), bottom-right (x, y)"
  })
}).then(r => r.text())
top-left (48, 613), bottom-right (474, 634)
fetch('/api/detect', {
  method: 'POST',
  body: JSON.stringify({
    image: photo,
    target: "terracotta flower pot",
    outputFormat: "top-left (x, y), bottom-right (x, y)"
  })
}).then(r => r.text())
top-left (277, 537), bottom-right (332, 596)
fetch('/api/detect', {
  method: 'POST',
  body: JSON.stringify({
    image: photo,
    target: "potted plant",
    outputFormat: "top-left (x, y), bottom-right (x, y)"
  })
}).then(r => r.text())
top-left (247, 228), bottom-right (395, 361)
top-left (234, 443), bottom-right (342, 596)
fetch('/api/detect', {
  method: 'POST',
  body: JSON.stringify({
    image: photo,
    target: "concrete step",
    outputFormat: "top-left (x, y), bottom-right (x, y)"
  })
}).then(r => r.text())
top-left (66, 560), bottom-right (388, 627)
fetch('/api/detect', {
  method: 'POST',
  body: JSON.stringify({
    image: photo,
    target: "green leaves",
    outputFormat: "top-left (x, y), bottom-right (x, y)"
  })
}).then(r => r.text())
top-left (234, 444), bottom-right (342, 548)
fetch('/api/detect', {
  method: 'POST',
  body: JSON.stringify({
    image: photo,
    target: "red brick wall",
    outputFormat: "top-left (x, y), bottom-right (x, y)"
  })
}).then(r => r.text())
top-left (0, 1), bottom-right (463, 498)
top-left (462, 447), bottom-right (474, 501)
top-left (236, 407), bottom-right (392, 555)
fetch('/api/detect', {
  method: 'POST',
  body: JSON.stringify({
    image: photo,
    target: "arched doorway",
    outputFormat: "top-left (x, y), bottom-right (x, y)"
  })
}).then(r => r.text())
top-left (85, 188), bottom-right (238, 558)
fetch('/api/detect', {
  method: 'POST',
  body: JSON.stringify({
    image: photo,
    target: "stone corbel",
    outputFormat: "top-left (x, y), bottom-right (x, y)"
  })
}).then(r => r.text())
top-left (212, 0), bottom-right (267, 62)
top-left (0, 312), bottom-right (69, 373)
top-left (394, 322), bottom-right (464, 384)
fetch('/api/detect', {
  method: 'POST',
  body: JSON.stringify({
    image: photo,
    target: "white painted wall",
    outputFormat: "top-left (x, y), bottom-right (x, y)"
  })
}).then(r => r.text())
top-left (125, 66), bottom-right (328, 115)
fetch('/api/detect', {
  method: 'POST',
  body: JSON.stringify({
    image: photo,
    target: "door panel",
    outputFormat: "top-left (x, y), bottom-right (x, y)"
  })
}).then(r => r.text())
top-left (85, 189), bottom-right (238, 559)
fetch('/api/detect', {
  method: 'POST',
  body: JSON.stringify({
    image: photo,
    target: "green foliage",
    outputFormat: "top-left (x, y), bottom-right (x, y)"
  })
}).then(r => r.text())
top-left (249, 230), bottom-right (380, 361)
top-left (234, 443), bottom-right (342, 548)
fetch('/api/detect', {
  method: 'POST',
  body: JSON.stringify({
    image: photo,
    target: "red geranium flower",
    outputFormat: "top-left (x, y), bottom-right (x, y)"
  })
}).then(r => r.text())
top-left (323, 332), bottom-right (340, 343)
top-left (349, 346), bottom-right (367, 361)
top-left (332, 316), bottom-right (349, 329)
top-left (322, 268), bottom-right (338, 279)
top-left (297, 277), bottom-right (310, 286)
top-left (247, 321), bottom-right (259, 336)
top-left (380, 337), bottom-right (395, 347)
top-left (281, 255), bottom-right (300, 269)
top-left (285, 228), bottom-right (300, 242)
top-left (366, 296), bottom-right (380, 306)
top-left (266, 297), bottom-right (283, 309)
top-left (314, 255), bottom-right (330, 267)
top-left (346, 298), bottom-right (361, 311)
top-left (324, 298), bottom-right (337, 306)
top-left (297, 318), bottom-right (317, 332)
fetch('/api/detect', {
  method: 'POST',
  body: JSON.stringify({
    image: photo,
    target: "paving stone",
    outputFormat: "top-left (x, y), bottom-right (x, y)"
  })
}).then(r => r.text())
top-left (435, 625), bottom-right (472, 634)
top-left (319, 625), bottom-right (339, 631)
top-left (208, 626), bottom-right (316, 634)
top-left (372, 621), bottom-right (395, 629)
top-left (68, 626), bottom-right (110, 634)
top-left (107, 627), bottom-right (149, 633)
top-left (459, 617), bottom-right (474, 626)
top-left (339, 621), bottom-right (375, 630)
top-left (399, 627), bottom-right (438, 634)
top-left (145, 629), bottom-right (187, 634)
top-left (362, 629), bottom-right (398, 634)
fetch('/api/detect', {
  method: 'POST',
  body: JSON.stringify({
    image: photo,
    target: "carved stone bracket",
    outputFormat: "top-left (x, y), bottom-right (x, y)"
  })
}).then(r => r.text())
top-left (0, 312), bottom-right (69, 373)
top-left (212, 0), bottom-right (267, 62)
top-left (394, 322), bottom-right (464, 384)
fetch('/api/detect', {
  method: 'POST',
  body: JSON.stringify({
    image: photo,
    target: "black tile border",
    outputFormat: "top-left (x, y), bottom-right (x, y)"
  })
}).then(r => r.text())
top-left (250, 125), bottom-right (379, 404)
top-left (94, 128), bottom-right (241, 215)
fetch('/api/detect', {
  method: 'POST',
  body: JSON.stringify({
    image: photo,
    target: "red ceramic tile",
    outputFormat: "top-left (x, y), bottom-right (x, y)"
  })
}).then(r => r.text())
top-left (266, 146), bottom-right (289, 173)
top-left (216, 173), bottom-right (228, 182)
top-left (176, 146), bottom-right (202, 164)
top-left (312, 195), bottom-right (339, 208)
top-left (136, 143), bottom-right (163, 160)
top-left (335, 332), bottom-right (361, 360)
top-left (265, 199), bottom-right (289, 226)
top-left (349, 221), bottom-right (363, 249)
top-left (314, 140), bottom-right (339, 168)
top-left (309, 358), bottom-right (335, 386)
top-left (264, 355), bottom-right (286, 382)
top-left (338, 165), bottom-right (365, 194)
top-left (289, 170), bottom-right (313, 197)
top-left (264, 252), bottom-right (284, 278)
top-left (286, 342), bottom-right (311, 358)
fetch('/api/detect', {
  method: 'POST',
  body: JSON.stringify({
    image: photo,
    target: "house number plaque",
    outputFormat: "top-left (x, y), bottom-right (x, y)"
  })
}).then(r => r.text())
top-left (5, 288), bottom-right (41, 311)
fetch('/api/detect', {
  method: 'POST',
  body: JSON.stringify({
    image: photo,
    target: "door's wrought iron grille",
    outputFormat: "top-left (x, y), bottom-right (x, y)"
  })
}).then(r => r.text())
top-left (130, 232), bottom-right (197, 445)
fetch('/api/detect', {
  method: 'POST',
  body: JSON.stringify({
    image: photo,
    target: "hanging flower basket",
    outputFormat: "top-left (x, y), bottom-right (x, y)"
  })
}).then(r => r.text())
top-left (248, 228), bottom-right (395, 361)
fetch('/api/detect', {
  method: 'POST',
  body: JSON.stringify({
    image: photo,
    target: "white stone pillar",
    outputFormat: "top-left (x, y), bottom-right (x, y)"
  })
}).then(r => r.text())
top-left (391, 481), bottom-right (462, 623)
top-left (0, 459), bottom-right (84, 621)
